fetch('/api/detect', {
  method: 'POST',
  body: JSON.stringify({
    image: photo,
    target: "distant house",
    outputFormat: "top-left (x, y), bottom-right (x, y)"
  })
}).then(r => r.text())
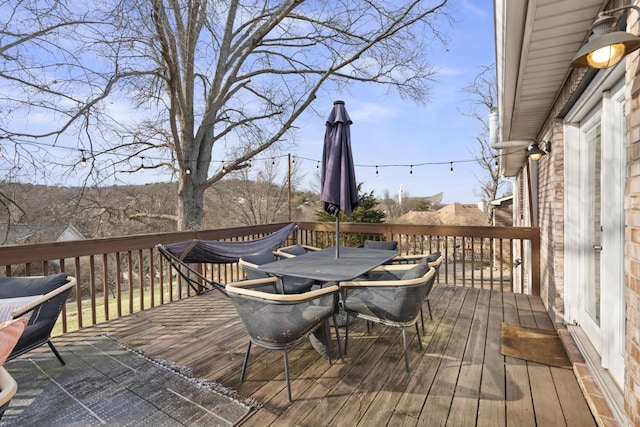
top-left (0, 224), bottom-right (85, 275)
top-left (394, 203), bottom-right (487, 226)
top-left (489, 195), bottom-right (513, 227)
top-left (0, 224), bottom-right (85, 245)
top-left (393, 203), bottom-right (511, 265)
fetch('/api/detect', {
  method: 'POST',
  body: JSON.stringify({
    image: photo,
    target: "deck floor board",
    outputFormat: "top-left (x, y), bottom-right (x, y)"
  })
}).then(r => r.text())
top-left (46, 285), bottom-right (595, 426)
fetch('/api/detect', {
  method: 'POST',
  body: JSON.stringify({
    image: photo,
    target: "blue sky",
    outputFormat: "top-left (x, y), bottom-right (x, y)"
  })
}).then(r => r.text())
top-left (2, 0), bottom-right (496, 204)
top-left (289, 0), bottom-right (496, 204)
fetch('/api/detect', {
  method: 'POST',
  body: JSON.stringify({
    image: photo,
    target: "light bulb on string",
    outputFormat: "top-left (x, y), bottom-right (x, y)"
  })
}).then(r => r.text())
top-left (140, 157), bottom-right (146, 170)
top-left (450, 162), bottom-right (454, 175)
top-left (409, 165), bottom-right (413, 177)
top-left (221, 161), bottom-right (226, 172)
top-left (271, 158), bottom-right (275, 166)
top-left (80, 150), bottom-right (87, 167)
top-left (375, 165), bottom-right (379, 177)
top-left (316, 161), bottom-right (319, 169)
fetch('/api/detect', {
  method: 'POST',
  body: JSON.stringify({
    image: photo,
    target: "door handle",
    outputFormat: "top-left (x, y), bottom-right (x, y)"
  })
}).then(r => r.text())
top-left (593, 245), bottom-right (603, 252)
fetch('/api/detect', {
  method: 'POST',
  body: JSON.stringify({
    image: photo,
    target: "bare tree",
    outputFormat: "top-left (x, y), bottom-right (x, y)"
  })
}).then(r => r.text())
top-left (0, 0), bottom-right (452, 230)
top-left (460, 64), bottom-right (506, 224)
top-left (381, 189), bottom-right (401, 220)
top-left (218, 156), bottom-right (302, 225)
top-left (0, 186), bottom-right (25, 244)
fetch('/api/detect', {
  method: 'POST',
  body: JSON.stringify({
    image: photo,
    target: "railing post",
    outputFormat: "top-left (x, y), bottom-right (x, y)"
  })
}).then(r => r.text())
top-left (530, 229), bottom-right (540, 296)
top-left (385, 224), bottom-right (393, 243)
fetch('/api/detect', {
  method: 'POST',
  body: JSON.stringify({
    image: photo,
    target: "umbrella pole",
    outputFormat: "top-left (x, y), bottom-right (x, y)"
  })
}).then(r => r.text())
top-left (335, 214), bottom-right (340, 259)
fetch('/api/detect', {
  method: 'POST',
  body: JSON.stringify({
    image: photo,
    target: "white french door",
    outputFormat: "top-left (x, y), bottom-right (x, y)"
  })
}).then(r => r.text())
top-left (565, 81), bottom-right (625, 388)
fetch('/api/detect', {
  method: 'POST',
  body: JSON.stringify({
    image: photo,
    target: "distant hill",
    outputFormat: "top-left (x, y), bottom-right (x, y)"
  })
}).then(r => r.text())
top-left (0, 180), bottom-right (314, 244)
top-left (0, 182), bottom-right (179, 243)
top-left (0, 181), bottom-right (490, 245)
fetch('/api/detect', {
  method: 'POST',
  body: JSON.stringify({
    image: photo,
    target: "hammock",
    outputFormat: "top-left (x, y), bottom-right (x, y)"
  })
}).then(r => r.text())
top-left (156, 223), bottom-right (296, 295)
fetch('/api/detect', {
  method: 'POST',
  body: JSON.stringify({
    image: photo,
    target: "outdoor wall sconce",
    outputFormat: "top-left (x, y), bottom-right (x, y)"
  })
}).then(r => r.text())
top-left (571, 5), bottom-right (640, 68)
top-left (527, 142), bottom-right (546, 161)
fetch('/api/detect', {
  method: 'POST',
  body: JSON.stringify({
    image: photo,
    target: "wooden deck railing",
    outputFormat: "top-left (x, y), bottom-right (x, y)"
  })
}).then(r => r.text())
top-left (295, 222), bottom-right (539, 295)
top-left (0, 221), bottom-right (539, 335)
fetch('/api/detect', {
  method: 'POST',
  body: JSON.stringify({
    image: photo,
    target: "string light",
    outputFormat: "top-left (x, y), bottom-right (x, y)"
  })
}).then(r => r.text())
top-left (2, 137), bottom-right (512, 178)
top-left (316, 161), bottom-right (319, 169)
top-left (271, 158), bottom-right (275, 166)
top-left (140, 157), bottom-right (145, 170)
top-left (80, 150), bottom-right (87, 167)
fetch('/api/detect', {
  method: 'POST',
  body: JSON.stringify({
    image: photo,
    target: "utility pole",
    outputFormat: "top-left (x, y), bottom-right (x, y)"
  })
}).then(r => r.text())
top-left (288, 153), bottom-right (292, 221)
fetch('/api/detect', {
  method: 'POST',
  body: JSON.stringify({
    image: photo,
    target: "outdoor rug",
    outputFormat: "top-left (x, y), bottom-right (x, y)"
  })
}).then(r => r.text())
top-left (501, 322), bottom-right (572, 369)
top-left (1, 335), bottom-right (255, 426)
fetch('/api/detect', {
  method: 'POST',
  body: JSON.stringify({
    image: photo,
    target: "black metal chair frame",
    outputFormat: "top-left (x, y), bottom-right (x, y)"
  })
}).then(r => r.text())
top-left (156, 244), bottom-right (228, 295)
top-left (156, 222), bottom-right (297, 295)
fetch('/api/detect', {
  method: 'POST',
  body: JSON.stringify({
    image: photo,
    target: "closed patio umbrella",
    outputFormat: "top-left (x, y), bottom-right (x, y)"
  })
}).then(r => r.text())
top-left (320, 100), bottom-right (358, 258)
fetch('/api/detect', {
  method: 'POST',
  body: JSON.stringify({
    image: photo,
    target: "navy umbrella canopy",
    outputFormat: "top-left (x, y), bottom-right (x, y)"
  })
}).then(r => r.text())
top-left (320, 100), bottom-right (358, 257)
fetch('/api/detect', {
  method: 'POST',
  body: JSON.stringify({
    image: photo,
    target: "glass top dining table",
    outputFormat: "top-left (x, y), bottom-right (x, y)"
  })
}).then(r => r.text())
top-left (258, 246), bottom-right (398, 282)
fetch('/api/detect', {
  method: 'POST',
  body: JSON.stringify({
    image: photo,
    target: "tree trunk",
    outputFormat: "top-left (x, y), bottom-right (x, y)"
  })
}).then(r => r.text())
top-left (177, 173), bottom-right (206, 231)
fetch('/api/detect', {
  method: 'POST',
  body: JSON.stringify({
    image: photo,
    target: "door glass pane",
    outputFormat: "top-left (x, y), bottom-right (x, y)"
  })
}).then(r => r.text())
top-left (586, 125), bottom-right (601, 324)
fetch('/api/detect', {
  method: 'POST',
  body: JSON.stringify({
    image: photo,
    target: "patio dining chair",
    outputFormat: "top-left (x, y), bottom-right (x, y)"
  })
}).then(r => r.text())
top-left (273, 244), bottom-right (321, 259)
top-left (239, 248), bottom-right (315, 294)
top-left (226, 277), bottom-right (341, 402)
top-left (0, 367), bottom-right (17, 421)
top-left (367, 252), bottom-right (444, 334)
top-left (423, 253), bottom-right (444, 319)
top-left (341, 264), bottom-right (436, 372)
top-left (389, 250), bottom-right (443, 265)
top-left (0, 317), bottom-right (27, 421)
top-left (272, 244), bottom-right (339, 290)
top-left (0, 273), bottom-right (76, 365)
top-left (360, 239), bottom-right (398, 251)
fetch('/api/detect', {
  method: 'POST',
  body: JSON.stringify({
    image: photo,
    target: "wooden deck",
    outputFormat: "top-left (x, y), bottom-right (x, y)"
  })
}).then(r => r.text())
top-left (52, 285), bottom-right (595, 426)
